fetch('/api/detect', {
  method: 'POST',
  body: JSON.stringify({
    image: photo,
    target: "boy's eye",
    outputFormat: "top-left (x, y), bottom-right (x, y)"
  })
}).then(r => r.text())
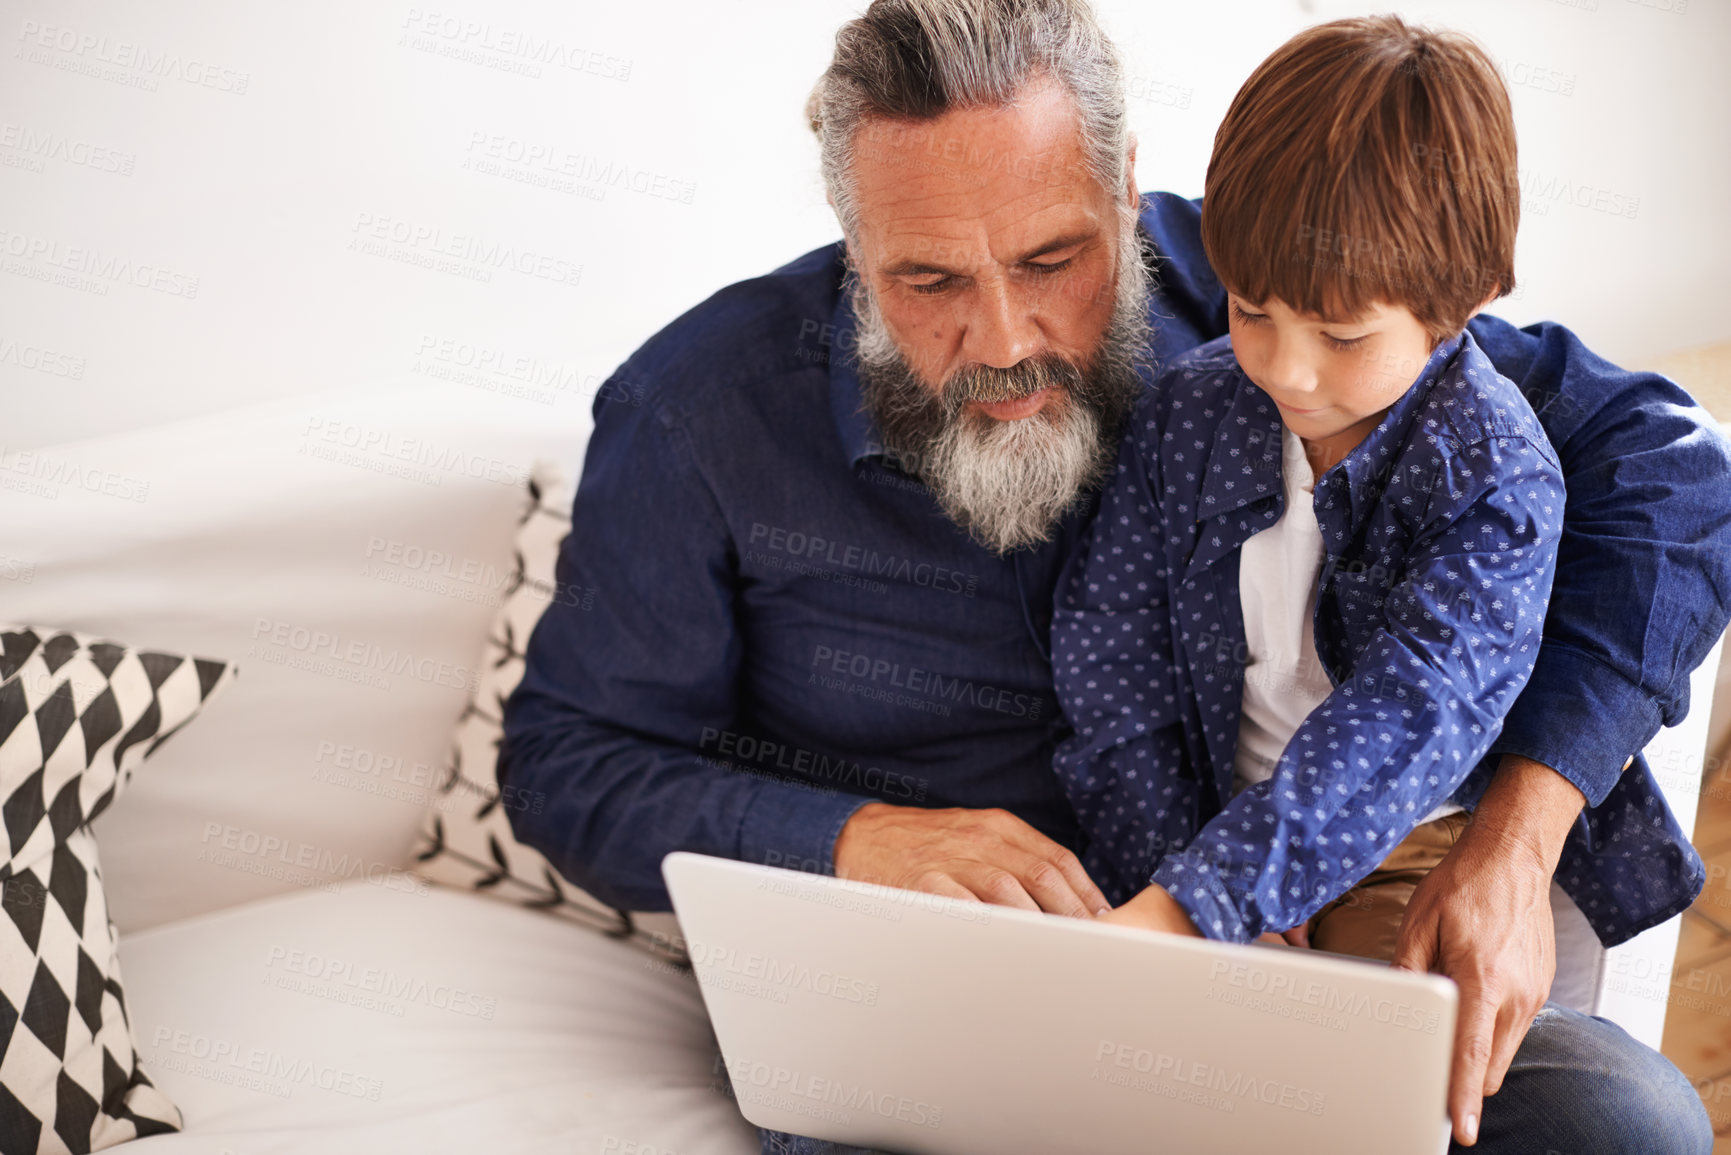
top-left (1323, 333), bottom-right (1368, 352)
top-left (1229, 302), bottom-right (1267, 325)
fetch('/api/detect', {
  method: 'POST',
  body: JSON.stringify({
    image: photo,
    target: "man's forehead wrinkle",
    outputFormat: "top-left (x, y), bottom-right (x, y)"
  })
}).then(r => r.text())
top-left (852, 143), bottom-right (1082, 203)
top-left (850, 79), bottom-right (1093, 195)
top-left (860, 177), bottom-right (1103, 257)
top-left (877, 224), bottom-right (988, 272)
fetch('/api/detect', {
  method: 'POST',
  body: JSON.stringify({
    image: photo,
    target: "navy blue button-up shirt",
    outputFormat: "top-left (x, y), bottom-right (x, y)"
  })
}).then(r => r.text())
top-left (501, 192), bottom-right (1731, 944)
top-left (1053, 333), bottom-right (1567, 941)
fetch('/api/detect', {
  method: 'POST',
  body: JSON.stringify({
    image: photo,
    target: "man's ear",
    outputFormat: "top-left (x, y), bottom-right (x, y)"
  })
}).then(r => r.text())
top-left (828, 192), bottom-right (851, 268)
top-left (1124, 133), bottom-right (1140, 211)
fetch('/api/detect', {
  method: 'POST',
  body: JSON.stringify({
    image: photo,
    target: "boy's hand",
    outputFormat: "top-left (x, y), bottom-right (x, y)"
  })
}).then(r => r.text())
top-left (1096, 885), bottom-right (1203, 936)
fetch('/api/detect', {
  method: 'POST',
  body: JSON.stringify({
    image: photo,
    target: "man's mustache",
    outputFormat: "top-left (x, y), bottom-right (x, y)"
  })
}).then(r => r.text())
top-left (941, 354), bottom-right (1085, 415)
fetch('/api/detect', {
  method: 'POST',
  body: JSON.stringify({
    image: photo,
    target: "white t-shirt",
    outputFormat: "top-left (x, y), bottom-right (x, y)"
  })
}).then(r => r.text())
top-left (1232, 426), bottom-right (1462, 824)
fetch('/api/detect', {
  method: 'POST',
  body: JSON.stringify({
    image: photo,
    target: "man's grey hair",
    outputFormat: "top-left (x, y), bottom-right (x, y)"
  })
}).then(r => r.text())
top-left (806, 0), bottom-right (1131, 241)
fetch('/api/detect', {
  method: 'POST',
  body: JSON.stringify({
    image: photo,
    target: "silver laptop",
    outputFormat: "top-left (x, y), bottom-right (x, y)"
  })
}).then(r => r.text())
top-left (663, 852), bottom-right (1456, 1155)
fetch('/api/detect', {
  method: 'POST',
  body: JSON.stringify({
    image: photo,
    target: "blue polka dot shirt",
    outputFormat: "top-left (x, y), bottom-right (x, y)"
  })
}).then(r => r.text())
top-left (1053, 331), bottom-right (1566, 942)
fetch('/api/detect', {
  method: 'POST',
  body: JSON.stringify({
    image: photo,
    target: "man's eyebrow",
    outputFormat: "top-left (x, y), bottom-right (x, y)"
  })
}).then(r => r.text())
top-left (1011, 231), bottom-right (1094, 264)
top-left (879, 231), bottom-right (1097, 278)
top-left (881, 257), bottom-right (960, 277)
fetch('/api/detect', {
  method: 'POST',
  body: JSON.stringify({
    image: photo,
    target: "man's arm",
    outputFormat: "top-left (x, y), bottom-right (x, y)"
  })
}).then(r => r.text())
top-left (1393, 754), bottom-right (1582, 1148)
top-left (1395, 320), bottom-right (1731, 1146)
top-left (502, 370), bottom-right (1108, 918)
top-left (1469, 317), bottom-right (1731, 803)
top-left (499, 385), bottom-right (871, 912)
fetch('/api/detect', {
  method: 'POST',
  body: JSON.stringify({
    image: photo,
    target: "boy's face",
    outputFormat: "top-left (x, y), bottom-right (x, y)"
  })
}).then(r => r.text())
top-left (1225, 293), bottom-right (1435, 461)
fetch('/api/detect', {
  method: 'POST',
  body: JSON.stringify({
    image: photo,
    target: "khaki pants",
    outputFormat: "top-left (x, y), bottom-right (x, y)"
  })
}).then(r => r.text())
top-left (1301, 810), bottom-right (1473, 963)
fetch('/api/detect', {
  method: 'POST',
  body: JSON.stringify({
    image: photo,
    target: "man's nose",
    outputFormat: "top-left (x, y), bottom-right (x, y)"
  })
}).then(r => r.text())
top-left (959, 276), bottom-right (1041, 369)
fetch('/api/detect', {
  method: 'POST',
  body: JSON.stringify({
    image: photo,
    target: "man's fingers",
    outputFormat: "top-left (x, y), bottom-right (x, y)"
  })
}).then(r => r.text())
top-left (1014, 857), bottom-right (1087, 918)
top-left (1481, 1000), bottom-right (1535, 1098)
top-left (1449, 993), bottom-right (1496, 1147)
top-left (990, 817), bottom-right (1107, 914)
top-left (961, 866), bottom-right (1044, 912)
top-left (1011, 855), bottom-right (1098, 918)
top-left (912, 871), bottom-right (982, 905)
top-left (856, 807), bottom-right (1108, 916)
top-left (985, 812), bottom-right (1110, 916)
top-left (1389, 905), bottom-right (1438, 974)
top-left (1045, 850), bottom-right (1110, 917)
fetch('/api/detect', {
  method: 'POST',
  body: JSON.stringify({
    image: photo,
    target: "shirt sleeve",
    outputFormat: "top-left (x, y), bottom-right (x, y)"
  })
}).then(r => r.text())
top-left (1468, 318), bottom-right (1731, 805)
top-left (1138, 192), bottom-right (1231, 353)
top-left (1052, 392), bottom-right (1206, 906)
top-left (498, 383), bottom-right (873, 912)
top-left (1153, 433), bottom-right (1566, 941)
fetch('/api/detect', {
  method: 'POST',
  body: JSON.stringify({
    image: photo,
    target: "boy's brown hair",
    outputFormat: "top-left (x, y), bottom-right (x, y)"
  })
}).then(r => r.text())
top-left (1201, 15), bottom-right (1518, 343)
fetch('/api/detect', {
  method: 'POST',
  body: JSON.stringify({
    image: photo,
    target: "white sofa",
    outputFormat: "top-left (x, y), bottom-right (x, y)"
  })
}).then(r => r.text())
top-left (2, 383), bottom-right (1722, 1153)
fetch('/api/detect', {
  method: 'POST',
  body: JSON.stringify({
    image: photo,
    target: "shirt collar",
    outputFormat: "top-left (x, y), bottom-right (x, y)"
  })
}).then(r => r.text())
top-left (1195, 331), bottom-right (1470, 524)
top-left (827, 279), bottom-right (886, 468)
top-left (1194, 370), bottom-right (1286, 520)
top-left (1321, 331), bottom-right (1467, 523)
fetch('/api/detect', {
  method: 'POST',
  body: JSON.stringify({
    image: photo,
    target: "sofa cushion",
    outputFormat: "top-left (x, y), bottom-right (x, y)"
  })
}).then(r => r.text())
top-left (0, 384), bottom-right (589, 934)
top-left (115, 882), bottom-right (757, 1155)
top-left (0, 625), bottom-right (235, 1154)
top-left (412, 461), bottom-right (685, 961)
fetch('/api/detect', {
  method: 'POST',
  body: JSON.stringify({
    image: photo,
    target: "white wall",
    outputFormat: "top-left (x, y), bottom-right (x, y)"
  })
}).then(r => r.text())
top-left (2, 0), bottom-right (1725, 451)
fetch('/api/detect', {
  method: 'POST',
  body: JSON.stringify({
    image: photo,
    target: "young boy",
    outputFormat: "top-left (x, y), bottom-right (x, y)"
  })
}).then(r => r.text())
top-left (1052, 15), bottom-right (1564, 961)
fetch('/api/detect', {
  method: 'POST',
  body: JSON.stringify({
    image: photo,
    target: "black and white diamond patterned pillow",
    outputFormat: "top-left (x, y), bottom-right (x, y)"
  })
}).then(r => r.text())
top-left (0, 625), bottom-right (235, 1154)
top-left (413, 462), bottom-right (686, 963)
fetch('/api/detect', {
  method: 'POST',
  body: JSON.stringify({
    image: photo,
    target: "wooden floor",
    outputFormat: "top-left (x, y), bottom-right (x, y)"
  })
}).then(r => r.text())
top-left (1662, 732), bottom-right (1731, 1148)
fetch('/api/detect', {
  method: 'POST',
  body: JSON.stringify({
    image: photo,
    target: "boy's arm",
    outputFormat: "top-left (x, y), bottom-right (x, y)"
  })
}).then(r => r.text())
top-left (1149, 430), bottom-right (1566, 942)
top-left (1051, 391), bottom-right (1201, 903)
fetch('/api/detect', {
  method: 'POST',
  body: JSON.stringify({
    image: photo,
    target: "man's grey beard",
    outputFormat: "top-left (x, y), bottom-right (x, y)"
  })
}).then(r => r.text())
top-left (851, 217), bottom-right (1153, 555)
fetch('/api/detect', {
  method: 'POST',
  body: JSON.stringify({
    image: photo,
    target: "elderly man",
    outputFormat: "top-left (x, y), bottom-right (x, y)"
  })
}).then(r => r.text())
top-left (502, 1), bottom-right (1730, 1151)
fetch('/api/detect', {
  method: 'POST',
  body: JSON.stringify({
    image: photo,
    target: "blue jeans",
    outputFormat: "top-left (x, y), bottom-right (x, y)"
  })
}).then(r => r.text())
top-left (754, 1004), bottom-right (1711, 1154)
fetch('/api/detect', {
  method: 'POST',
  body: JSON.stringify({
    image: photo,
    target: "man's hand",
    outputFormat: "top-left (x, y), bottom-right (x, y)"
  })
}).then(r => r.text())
top-left (832, 802), bottom-right (1110, 918)
top-left (1096, 884), bottom-right (1203, 936)
top-left (1391, 756), bottom-right (1586, 1147)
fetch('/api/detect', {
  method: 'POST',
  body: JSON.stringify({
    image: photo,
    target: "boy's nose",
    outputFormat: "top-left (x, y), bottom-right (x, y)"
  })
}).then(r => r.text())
top-left (1260, 348), bottom-right (1319, 399)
